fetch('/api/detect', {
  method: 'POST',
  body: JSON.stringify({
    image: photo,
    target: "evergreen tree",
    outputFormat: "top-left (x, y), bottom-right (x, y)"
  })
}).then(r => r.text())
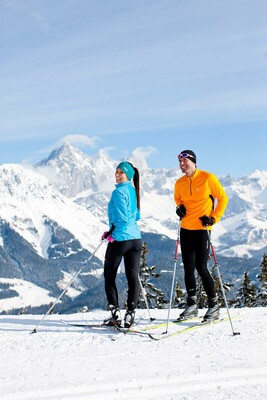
top-left (196, 275), bottom-right (207, 308)
top-left (211, 264), bottom-right (234, 307)
top-left (234, 270), bottom-right (257, 307)
top-left (138, 242), bottom-right (168, 309)
top-left (257, 253), bottom-right (267, 306)
top-left (173, 281), bottom-right (185, 309)
top-left (196, 263), bottom-right (233, 309)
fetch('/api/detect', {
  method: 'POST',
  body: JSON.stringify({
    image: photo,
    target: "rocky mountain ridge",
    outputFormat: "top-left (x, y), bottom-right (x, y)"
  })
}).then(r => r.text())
top-left (0, 144), bottom-right (266, 313)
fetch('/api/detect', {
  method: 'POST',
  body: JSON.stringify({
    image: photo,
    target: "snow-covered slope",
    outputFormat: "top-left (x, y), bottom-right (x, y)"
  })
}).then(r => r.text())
top-left (0, 163), bottom-right (106, 257)
top-left (0, 307), bottom-right (266, 400)
top-left (0, 278), bottom-right (56, 310)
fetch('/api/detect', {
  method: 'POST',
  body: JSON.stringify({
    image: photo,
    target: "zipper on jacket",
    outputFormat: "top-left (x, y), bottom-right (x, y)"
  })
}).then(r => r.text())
top-left (189, 177), bottom-right (193, 195)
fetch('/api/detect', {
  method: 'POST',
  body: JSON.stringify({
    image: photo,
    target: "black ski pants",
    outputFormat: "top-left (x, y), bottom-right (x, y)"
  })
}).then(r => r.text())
top-left (104, 239), bottom-right (142, 310)
top-left (180, 228), bottom-right (216, 299)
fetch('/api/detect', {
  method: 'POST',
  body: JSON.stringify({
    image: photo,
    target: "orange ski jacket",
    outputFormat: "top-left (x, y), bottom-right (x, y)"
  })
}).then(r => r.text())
top-left (174, 169), bottom-right (228, 230)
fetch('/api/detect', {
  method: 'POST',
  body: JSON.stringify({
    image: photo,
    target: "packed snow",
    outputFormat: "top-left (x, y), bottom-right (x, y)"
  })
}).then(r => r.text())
top-left (1, 307), bottom-right (266, 400)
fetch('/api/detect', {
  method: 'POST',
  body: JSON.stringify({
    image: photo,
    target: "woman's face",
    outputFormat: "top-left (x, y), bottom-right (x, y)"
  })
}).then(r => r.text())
top-left (115, 168), bottom-right (128, 184)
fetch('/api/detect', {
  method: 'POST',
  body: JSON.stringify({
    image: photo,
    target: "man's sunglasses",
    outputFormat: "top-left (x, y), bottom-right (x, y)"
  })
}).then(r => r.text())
top-left (178, 152), bottom-right (195, 161)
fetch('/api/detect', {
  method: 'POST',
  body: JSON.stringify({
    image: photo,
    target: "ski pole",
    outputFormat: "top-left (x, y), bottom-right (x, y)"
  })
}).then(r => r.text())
top-left (138, 274), bottom-right (156, 322)
top-left (31, 226), bottom-right (114, 334)
top-left (164, 220), bottom-right (181, 334)
top-left (206, 227), bottom-right (240, 336)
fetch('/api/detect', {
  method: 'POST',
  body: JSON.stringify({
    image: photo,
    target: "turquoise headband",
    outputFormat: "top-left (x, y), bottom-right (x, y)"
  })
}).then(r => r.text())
top-left (116, 162), bottom-right (135, 180)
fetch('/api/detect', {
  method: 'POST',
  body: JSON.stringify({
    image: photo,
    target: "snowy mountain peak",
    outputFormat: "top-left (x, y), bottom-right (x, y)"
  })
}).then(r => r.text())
top-left (34, 144), bottom-right (116, 198)
top-left (32, 145), bottom-right (267, 259)
top-left (36, 143), bottom-right (86, 165)
top-left (0, 145), bottom-right (266, 314)
top-left (1, 149), bottom-right (267, 260)
top-left (0, 163), bottom-right (105, 259)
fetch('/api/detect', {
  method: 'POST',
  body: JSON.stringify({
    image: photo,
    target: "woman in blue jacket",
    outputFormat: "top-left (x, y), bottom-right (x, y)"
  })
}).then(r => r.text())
top-left (102, 161), bottom-right (142, 328)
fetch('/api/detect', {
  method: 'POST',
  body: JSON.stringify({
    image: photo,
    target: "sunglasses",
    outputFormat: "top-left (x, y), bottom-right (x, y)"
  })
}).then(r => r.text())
top-left (178, 152), bottom-right (195, 161)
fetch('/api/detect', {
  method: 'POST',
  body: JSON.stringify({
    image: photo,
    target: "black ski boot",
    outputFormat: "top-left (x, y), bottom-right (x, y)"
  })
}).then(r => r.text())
top-left (203, 297), bottom-right (220, 321)
top-left (104, 305), bottom-right (122, 326)
top-left (178, 296), bottom-right (198, 321)
top-left (124, 309), bottom-right (135, 328)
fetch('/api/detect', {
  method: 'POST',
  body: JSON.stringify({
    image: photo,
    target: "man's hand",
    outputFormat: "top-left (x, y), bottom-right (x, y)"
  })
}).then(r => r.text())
top-left (199, 215), bottom-right (215, 226)
top-left (176, 204), bottom-right (186, 219)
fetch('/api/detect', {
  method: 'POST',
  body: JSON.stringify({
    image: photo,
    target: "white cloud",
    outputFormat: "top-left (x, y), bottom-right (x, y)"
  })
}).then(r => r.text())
top-left (130, 146), bottom-right (158, 169)
top-left (56, 134), bottom-right (100, 148)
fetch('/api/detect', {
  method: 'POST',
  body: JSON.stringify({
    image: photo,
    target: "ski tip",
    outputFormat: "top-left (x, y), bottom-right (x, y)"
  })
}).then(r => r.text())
top-left (147, 333), bottom-right (160, 341)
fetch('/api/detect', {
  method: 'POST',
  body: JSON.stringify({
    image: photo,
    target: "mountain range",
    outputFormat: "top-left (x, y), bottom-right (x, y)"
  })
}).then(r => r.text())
top-left (0, 144), bottom-right (266, 314)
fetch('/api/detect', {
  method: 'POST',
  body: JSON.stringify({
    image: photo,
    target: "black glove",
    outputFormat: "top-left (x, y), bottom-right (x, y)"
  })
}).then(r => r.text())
top-left (176, 204), bottom-right (186, 219)
top-left (199, 215), bottom-right (215, 226)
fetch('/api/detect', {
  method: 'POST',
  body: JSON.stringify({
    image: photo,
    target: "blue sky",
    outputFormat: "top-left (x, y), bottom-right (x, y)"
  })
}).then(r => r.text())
top-left (1, 0), bottom-right (267, 178)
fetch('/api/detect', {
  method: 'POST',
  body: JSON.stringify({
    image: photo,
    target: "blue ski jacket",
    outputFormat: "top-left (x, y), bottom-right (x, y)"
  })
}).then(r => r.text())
top-left (108, 181), bottom-right (141, 241)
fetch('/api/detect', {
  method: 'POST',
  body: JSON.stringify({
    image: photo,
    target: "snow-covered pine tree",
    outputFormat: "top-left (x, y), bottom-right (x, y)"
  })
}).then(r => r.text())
top-left (172, 281), bottom-right (185, 309)
top-left (196, 264), bottom-right (233, 309)
top-left (211, 264), bottom-right (233, 306)
top-left (138, 241), bottom-right (167, 309)
top-left (256, 253), bottom-right (267, 306)
top-left (234, 270), bottom-right (257, 307)
top-left (196, 275), bottom-right (207, 308)
top-left (175, 281), bottom-right (185, 307)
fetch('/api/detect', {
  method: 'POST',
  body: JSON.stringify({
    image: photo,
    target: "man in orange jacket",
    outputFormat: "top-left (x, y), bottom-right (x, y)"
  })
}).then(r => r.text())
top-left (174, 150), bottom-right (228, 321)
